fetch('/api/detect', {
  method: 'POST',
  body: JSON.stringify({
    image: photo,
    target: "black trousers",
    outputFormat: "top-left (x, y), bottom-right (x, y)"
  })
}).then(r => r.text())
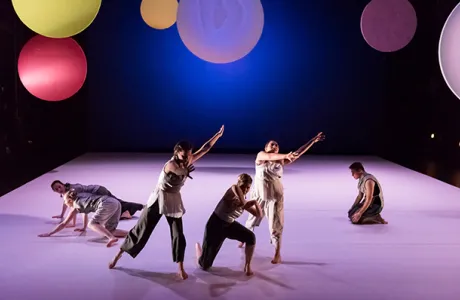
top-left (199, 213), bottom-right (256, 270)
top-left (95, 186), bottom-right (144, 216)
top-left (348, 198), bottom-right (382, 223)
top-left (121, 200), bottom-right (186, 262)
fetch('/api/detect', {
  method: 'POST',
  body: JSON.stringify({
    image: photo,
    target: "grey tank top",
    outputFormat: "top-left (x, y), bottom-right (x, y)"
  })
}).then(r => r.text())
top-left (213, 187), bottom-right (244, 223)
top-left (68, 183), bottom-right (102, 194)
top-left (146, 158), bottom-right (188, 217)
top-left (73, 193), bottom-right (108, 214)
top-left (358, 172), bottom-right (385, 207)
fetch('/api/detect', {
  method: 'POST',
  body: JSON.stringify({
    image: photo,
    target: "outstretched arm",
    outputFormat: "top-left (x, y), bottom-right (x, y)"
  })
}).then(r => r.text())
top-left (256, 151), bottom-right (294, 163)
top-left (284, 132), bottom-right (325, 165)
top-left (52, 202), bottom-right (68, 219)
top-left (39, 208), bottom-right (78, 237)
top-left (190, 125), bottom-right (224, 164)
top-left (75, 214), bottom-right (88, 232)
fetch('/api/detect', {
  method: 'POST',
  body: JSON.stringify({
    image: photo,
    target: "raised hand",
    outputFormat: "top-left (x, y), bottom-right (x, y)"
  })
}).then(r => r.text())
top-left (217, 125), bottom-right (224, 137)
top-left (285, 152), bottom-right (297, 161)
top-left (314, 132), bottom-right (325, 143)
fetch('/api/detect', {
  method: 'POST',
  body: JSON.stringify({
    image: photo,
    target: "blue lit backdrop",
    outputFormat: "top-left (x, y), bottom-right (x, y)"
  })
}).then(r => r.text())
top-left (85, 0), bottom-right (385, 154)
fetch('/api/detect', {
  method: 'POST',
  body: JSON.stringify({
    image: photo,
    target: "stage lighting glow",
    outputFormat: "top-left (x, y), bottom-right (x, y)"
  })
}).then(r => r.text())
top-left (18, 35), bottom-right (87, 101)
top-left (439, 2), bottom-right (460, 100)
top-left (361, 0), bottom-right (417, 52)
top-left (177, 0), bottom-right (264, 64)
top-left (431, 133), bottom-right (435, 139)
top-left (12, 0), bottom-right (101, 38)
top-left (140, 0), bottom-right (178, 30)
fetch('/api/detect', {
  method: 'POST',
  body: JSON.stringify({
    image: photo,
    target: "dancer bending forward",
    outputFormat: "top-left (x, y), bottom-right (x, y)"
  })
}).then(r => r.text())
top-left (109, 126), bottom-right (224, 280)
top-left (38, 190), bottom-right (128, 247)
top-left (240, 132), bottom-right (325, 264)
top-left (196, 174), bottom-right (262, 276)
top-left (348, 162), bottom-right (387, 224)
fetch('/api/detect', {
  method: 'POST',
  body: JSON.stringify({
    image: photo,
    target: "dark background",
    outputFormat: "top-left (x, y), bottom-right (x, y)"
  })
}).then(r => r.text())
top-left (0, 0), bottom-right (459, 196)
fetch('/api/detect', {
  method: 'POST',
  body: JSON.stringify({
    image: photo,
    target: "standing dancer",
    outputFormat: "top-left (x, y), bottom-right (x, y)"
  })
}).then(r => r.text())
top-left (50, 181), bottom-right (144, 226)
top-left (240, 132), bottom-right (325, 264)
top-left (38, 190), bottom-right (128, 247)
top-left (109, 125), bottom-right (225, 280)
top-left (195, 174), bottom-right (263, 276)
top-left (348, 162), bottom-right (387, 224)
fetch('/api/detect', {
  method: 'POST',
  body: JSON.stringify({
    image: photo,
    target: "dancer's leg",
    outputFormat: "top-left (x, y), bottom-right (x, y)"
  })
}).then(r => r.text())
top-left (197, 214), bottom-right (227, 271)
top-left (226, 221), bottom-right (256, 276)
top-left (119, 200), bottom-right (144, 219)
top-left (89, 198), bottom-right (122, 247)
top-left (166, 216), bottom-right (188, 280)
top-left (240, 199), bottom-right (265, 248)
top-left (109, 201), bottom-right (162, 269)
top-left (266, 199), bottom-right (284, 264)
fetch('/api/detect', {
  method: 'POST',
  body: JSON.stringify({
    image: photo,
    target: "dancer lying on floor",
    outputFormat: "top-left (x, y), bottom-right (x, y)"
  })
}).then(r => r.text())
top-left (240, 132), bottom-right (325, 264)
top-left (38, 189), bottom-right (128, 247)
top-left (109, 125), bottom-right (225, 280)
top-left (196, 173), bottom-right (262, 276)
top-left (51, 181), bottom-right (144, 227)
top-left (348, 162), bottom-right (388, 224)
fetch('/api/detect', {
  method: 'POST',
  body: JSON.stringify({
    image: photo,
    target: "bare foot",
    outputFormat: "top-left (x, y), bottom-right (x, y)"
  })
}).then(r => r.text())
top-left (271, 254), bottom-right (281, 264)
top-left (244, 264), bottom-right (254, 276)
top-left (109, 250), bottom-right (123, 269)
top-left (120, 211), bottom-right (132, 219)
top-left (377, 215), bottom-right (388, 224)
top-left (107, 238), bottom-right (119, 248)
top-left (195, 242), bottom-right (202, 265)
top-left (238, 242), bottom-right (244, 248)
top-left (178, 269), bottom-right (188, 280)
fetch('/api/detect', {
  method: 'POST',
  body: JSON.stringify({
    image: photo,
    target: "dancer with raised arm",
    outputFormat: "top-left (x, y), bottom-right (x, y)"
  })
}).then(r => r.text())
top-left (240, 132), bottom-right (325, 264)
top-left (195, 174), bottom-right (263, 276)
top-left (109, 125), bottom-right (224, 280)
top-left (50, 181), bottom-right (144, 227)
top-left (38, 190), bottom-right (128, 247)
top-left (348, 162), bottom-right (387, 224)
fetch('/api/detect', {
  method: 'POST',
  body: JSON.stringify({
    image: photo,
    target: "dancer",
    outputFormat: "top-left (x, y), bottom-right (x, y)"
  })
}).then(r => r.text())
top-left (348, 162), bottom-right (387, 224)
top-left (51, 181), bottom-right (144, 226)
top-left (109, 125), bottom-right (225, 280)
top-left (240, 132), bottom-right (325, 264)
top-left (38, 189), bottom-right (128, 247)
top-left (195, 174), bottom-right (262, 276)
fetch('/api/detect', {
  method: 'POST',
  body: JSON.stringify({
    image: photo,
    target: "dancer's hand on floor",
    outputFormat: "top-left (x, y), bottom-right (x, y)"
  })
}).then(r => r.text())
top-left (74, 228), bottom-right (86, 232)
top-left (351, 212), bottom-right (362, 223)
top-left (38, 233), bottom-right (51, 237)
top-left (52, 215), bottom-right (62, 219)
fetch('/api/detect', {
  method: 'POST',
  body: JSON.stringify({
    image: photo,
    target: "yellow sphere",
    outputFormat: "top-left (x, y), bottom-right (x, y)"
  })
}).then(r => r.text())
top-left (140, 0), bottom-right (178, 30)
top-left (12, 0), bottom-right (102, 38)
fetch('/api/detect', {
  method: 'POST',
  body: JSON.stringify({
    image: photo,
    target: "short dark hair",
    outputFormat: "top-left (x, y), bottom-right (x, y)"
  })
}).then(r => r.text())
top-left (50, 180), bottom-right (63, 189)
top-left (173, 140), bottom-right (193, 155)
top-left (349, 162), bottom-right (364, 171)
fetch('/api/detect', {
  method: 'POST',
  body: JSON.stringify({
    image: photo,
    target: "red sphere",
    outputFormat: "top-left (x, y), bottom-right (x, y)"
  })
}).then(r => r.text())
top-left (18, 35), bottom-right (87, 101)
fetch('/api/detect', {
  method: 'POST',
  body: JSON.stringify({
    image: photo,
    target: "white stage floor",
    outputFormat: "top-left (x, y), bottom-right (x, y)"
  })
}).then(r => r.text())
top-left (1, 153), bottom-right (459, 300)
